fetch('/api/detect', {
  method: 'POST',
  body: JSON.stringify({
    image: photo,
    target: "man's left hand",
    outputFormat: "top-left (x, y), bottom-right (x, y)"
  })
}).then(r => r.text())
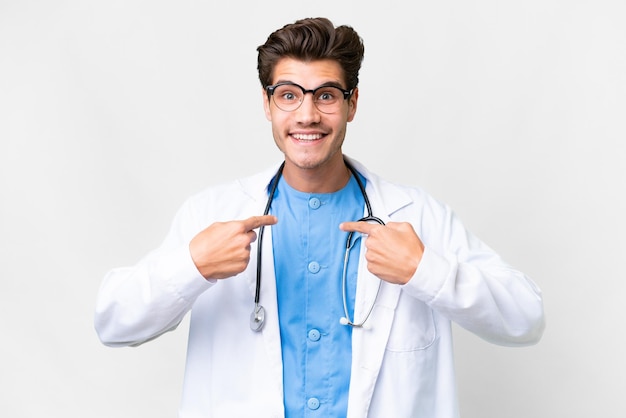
top-left (339, 221), bottom-right (424, 285)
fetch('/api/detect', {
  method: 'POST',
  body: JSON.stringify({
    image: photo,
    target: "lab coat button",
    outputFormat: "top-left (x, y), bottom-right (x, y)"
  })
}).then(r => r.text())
top-left (307, 397), bottom-right (320, 410)
top-left (308, 197), bottom-right (321, 209)
top-left (308, 329), bottom-right (321, 341)
top-left (308, 261), bottom-right (320, 274)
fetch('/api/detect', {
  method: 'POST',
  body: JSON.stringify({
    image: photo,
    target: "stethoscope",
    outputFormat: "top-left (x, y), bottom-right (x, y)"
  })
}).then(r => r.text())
top-left (250, 160), bottom-right (385, 332)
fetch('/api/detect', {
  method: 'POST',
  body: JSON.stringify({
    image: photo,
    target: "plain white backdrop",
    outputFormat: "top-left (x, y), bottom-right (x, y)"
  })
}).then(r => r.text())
top-left (1, 0), bottom-right (624, 416)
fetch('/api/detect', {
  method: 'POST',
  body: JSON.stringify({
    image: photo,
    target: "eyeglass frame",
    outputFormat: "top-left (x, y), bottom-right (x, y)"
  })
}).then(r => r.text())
top-left (265, 82), bottom-right (355, 113)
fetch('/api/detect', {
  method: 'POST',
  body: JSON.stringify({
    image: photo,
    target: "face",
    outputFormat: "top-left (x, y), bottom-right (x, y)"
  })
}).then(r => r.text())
top-left (263, 58), bottom-right (358, 179)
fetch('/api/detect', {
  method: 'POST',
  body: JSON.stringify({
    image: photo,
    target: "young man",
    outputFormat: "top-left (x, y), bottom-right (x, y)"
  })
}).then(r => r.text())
top-left (95, 17), bottom-right (545, 418)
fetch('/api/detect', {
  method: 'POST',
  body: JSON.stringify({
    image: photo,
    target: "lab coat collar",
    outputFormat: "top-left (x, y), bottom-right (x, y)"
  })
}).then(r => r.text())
top-left (236, 155), bottom-right (414, 220)
top-left (344, 155), bottom-right (413, 219)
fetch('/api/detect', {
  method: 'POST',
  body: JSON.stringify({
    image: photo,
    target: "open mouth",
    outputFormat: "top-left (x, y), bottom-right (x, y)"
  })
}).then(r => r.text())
top-left (291, 133), bottom-right (325, 142)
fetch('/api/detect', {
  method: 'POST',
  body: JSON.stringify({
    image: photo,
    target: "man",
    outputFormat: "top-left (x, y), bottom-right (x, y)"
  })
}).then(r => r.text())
top-left (95, 17), bottom-right (545, 418)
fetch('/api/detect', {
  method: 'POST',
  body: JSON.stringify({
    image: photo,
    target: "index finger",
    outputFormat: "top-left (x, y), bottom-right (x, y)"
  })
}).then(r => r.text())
top-left (242, 215), bottom-right (278, 231)
top-left (339, 221), bottom-right (377, 234)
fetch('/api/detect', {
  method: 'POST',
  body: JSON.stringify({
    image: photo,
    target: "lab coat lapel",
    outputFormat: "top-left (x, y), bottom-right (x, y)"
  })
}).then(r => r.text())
top-left (348, 225), bottom-right (401, 417)
top-left (258, 225), bottom-right (285, 402)
top-left (346, 158), bottom-right (412, 418)
top-left (240, 165), bottom-right (285, 407)
top-left (348, 273), bottom-right (400, 417)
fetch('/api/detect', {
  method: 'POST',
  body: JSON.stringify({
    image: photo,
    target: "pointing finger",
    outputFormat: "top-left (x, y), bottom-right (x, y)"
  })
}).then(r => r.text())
top-left (339, 221), bottom-right (377, 234)
top-left (242, 215), bottom-right (278, 231)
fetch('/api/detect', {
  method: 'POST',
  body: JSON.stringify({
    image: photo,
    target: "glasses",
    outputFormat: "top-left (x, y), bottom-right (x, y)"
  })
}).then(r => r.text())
top-left (266, 82), bottom-right (353, 114)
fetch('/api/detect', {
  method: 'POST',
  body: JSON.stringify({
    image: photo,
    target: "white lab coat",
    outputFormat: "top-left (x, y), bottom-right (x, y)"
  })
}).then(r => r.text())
top-left (95, 157), bottom-right (545, 418)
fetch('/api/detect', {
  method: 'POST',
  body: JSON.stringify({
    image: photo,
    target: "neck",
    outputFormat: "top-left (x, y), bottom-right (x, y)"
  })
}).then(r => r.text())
top-left (282, 157), bottom-right (351, 193)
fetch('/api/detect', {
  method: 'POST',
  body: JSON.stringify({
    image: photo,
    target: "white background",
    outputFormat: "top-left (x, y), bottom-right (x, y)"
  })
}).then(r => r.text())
top-left (1, 0), bottom-right (625, 417)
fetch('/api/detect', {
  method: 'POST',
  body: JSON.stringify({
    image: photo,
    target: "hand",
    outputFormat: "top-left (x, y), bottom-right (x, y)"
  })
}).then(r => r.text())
top-left (190, 215), bottom-right (278, 280)
top-left (339, 221), bottom-right (424, 285)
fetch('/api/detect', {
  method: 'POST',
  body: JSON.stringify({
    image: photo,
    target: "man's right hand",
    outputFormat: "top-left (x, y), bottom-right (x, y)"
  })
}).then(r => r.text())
top-left (189, 215), bottom-right (278, 280)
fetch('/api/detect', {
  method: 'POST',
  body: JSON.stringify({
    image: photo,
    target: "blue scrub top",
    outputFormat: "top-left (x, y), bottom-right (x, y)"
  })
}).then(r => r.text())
top-left (271, 173), bottom-right (365, 418)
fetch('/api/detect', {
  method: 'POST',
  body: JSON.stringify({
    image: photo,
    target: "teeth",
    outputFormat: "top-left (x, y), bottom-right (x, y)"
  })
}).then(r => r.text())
top-left (292, 133), bottom-right (323, 141)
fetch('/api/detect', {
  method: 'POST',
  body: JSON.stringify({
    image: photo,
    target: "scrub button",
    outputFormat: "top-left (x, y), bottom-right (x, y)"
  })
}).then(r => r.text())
top-left (309, 197), bottom-right (321, 209)
top-left (308, 329), bottom-right (321, 341)
top-left (307, 397), bottom-right (320, 410)
top-left (308, 261), bottom-right (320, 274)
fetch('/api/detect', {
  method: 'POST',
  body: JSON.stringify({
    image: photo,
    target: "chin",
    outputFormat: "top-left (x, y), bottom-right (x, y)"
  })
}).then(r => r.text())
top-left (290, 159), bottom-right (322, 170)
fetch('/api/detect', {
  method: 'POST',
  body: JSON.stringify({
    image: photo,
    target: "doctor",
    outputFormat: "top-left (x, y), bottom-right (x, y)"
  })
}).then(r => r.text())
top-left (95, 17), bottom-right (545, 418)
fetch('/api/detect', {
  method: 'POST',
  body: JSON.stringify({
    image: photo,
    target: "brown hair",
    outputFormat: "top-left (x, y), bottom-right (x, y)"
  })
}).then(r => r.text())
top-left (257, 17), bottom-right (365, 91)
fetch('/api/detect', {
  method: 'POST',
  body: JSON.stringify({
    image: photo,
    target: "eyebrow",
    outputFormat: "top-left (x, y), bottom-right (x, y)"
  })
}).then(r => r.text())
top-left (273, 80), bottom-right (347, 90)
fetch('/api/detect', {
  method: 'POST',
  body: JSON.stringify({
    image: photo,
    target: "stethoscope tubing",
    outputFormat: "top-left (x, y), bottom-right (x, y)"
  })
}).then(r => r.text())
top-left (251, 159), bottom-right (384, 331)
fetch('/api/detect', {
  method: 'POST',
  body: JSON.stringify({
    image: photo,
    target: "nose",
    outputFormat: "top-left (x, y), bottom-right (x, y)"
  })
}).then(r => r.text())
top-left (295, 92), bottom-right (321, 124)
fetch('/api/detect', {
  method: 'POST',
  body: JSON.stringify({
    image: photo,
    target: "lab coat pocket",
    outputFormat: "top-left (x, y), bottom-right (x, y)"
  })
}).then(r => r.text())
top-left (385, 293), bottom-right (437, 352)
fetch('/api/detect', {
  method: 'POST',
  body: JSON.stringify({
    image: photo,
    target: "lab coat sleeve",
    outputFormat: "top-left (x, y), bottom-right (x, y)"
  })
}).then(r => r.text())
top-left (401, 201), bottom-right (545, 347)
top-left (94, 196), bottom-right (214, 347)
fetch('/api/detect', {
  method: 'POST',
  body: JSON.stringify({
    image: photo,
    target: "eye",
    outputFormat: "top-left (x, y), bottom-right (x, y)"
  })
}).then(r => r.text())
top-left (316, 88), bottom-right (339, 102)
top-left (274, 85), bottom-right (301, 102)
top-left (281, 91), bottom-right (297, 101)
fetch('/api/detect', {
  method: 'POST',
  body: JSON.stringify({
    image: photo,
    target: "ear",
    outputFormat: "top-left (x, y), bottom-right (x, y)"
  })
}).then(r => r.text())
top-left (346, 87), bottom-right (359, 122)
top-left (262, 88), bottom-right (272, 121)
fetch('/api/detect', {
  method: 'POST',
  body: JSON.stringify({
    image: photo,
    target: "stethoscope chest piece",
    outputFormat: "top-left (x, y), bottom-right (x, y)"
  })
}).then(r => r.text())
top-left (250, 305), bottom-right (266, 331)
